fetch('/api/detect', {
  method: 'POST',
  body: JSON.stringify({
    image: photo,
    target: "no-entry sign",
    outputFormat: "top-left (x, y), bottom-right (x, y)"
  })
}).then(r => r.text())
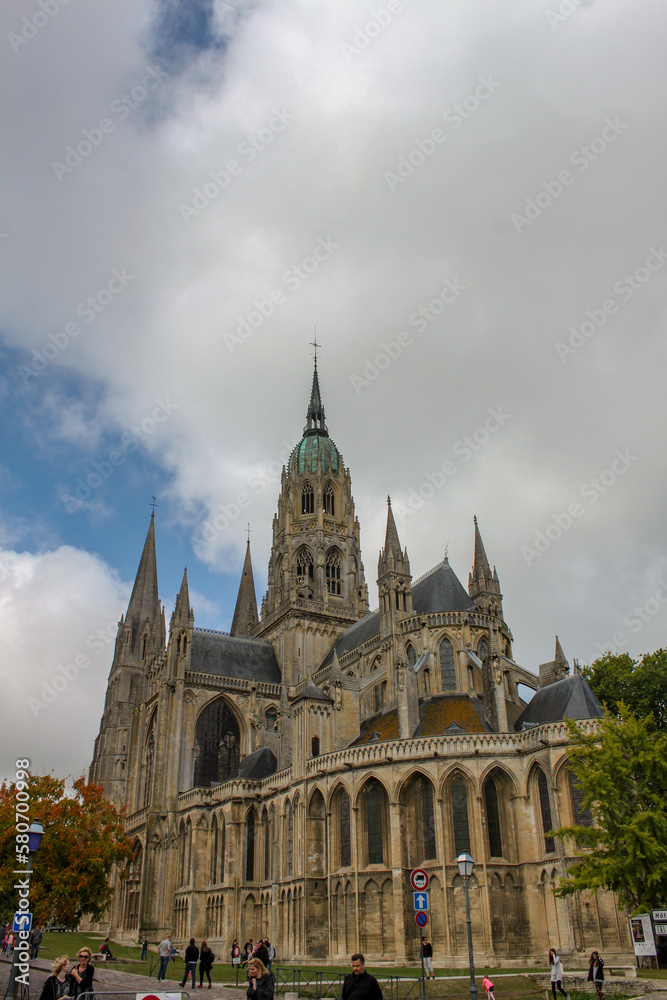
top-left (410, 868), bottom-right (429, 891)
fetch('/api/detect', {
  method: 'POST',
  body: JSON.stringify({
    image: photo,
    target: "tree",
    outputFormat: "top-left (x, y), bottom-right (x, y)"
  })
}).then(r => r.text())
top-left (582, 648), bottom-right (667, 729)
top-left (554, 708), bottom-right (667, 914)
top-left (0, 774), bottom-right (131, 928)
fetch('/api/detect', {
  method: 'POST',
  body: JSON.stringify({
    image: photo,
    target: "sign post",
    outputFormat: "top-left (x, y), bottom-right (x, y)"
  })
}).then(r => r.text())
top-left (411, 870), bottom-right (430, 1000)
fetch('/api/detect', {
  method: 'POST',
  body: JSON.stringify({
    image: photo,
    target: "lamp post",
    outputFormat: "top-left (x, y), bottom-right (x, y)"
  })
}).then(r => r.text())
top-left (5, 821), bottom-right (44, 1000)
top-left (457, 852), bottom-right (478, 1000)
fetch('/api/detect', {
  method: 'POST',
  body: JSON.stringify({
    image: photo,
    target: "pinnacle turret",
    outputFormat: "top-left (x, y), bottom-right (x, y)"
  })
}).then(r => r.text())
top-left (231, 539), bottom-right (259, 636)
top-left (468, 515), bottom-right (503, 618)
top-left (304, 357), bottom-right (328, 436)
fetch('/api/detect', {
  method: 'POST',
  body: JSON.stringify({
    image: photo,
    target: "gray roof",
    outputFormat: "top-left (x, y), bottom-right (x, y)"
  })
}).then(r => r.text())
top-left (321, 611), bottom-right (380, 667)
top-left (190, 629), bottom-right (281, 683)
top-left (515, 673), bottom-right (603, 730)
top-left (235, 746), bottom-right (278, 780)
top-left (412, 558), bottom-right (477, 614)
top-left (293, 681), bottom-right (333, 703)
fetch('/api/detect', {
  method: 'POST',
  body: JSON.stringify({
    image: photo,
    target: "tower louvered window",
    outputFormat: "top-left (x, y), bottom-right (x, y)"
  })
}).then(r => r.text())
top-left (301, 482), bottom-right (314, 514)
top-left (296, 548), bottom-right (314, 587)
top-left (323, 483), bottom-right (335, 515)
top-left (452, 777), bottom-right (471, 854)
top-left (326, 550), bottom-right (341, 595)
top-left (538, 770), bottom-right (555, 853)
top-left (439, 637), bottom-right (456, 690)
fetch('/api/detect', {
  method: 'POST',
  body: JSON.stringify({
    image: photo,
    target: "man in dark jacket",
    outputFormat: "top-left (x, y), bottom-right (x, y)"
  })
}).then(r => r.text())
top-left (180, 938), bottom-right (199, 988)
top-left (342, 954), bottom-right (383, 1000)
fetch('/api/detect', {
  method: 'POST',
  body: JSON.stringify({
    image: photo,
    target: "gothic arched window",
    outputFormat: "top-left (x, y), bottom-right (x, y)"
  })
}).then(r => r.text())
top-left (301, 482), bottom-right (314, 515)
top-left (193, 698), bottom-right (240, 788)
top-left (219, 816), bottom-right (225, 883)
top-left (287, 800), bottom-right (294, 875)
top-left (211, 815), bottom-right (218, 884)
top-left (326, 549), bottom-right (342, 596)
top-left (419, 777), bottom-right (437, 860)
top-left (245, 811), bottom-right (255, 882)
top-left (485, 777), bottom-right (503, 858)
top-left (311, 735), bottom-right (320, 757)
top-left (366, 781), bottom-right (384, 864)
top-left (339, 791), bottom-right (351, 867)
top-left (266, 706), bottom-right (278, 728)
top-left (452, 776), bottom-right (471, 855)
top-left (406, 644), bottom-right (417, 666)
top-left (323, 483), bottom-right (335, 515)
top-left (263, 809), bottom-right (271, 881)
top-left (538, 770), bottom-right (555, 853)
top-left (143, 730), bottom-right (155, 808)
top-left (569, 769), bottom-right (593, 827)
top-left (439, 637), bottom-right (456, 690)
top-left (296, 547), bottom-right (314, 587)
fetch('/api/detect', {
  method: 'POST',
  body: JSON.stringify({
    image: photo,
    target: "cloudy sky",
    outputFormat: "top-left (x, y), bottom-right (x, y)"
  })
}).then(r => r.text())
top-left (1, 0), bottom-right (666, 784)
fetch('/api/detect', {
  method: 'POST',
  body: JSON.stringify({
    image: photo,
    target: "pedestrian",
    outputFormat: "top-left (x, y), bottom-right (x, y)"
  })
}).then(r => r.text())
top-left (482, 975), bottom-right (495, 1000)
top-left (588, 951), bottom-right (604, 1000)
top-left (30, 925), bottom-right (44, 960)
top-left (199, 941), bottom-right (215, 988)
top-left (341, 954), bottom-right (383, 1000)
top-left (246, 957), bottom-right (275, 1000)
top-left (254, 940), bottom-right (269, 967)
top-left (549, 948), bottom-right (569, 1000)
top-left (421, 937), bottom-right (434, 980)
top-left (140, 935), bottom-right (148, 962)
top-left (39, 956), bottom-right (75, 1000)
top-left (99, 938), bottom-right (114, 961)
top-left (265, 939), bottom-right (275, 972)
top-left (241, 941), bottom-right (252, 966)
top-left (180, 937), bottom-right (200, 988)
top-left (157, 935), bottom-right (172, 982)
top-left (69, 948), bottom-right (95, 998)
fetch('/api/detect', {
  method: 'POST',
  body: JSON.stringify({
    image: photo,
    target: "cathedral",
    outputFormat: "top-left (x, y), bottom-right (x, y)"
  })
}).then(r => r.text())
top-left (89, 361), bottom-right (633, 965)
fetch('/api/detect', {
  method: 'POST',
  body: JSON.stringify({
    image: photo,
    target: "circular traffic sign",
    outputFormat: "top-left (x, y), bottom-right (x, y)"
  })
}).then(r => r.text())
top-left (411, 867), bottom-right (429, 891)
top-left (415, 911), bottom-right (428, 927)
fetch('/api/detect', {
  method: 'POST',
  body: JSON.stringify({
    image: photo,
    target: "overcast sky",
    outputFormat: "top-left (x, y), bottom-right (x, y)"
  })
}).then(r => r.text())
top-left (1, 0), bottom-right (666, 785)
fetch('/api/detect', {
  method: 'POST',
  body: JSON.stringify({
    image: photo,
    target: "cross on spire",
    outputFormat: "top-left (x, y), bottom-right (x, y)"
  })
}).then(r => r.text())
top-left (246, 522), bottom-right (253, 543)
top-left (310, 332), bottom-right (320, 367)
top-left (150, 496), bottom-right (159, 515)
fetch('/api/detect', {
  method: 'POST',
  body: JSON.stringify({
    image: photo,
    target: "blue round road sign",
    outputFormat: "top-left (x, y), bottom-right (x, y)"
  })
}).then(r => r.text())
top-left (415, 911), bottom-right (428, 927)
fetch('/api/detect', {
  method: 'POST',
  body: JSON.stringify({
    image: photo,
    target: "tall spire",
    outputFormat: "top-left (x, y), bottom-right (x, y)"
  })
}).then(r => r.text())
top-left (468, 515), bottom-right (503, 617)
top-left (304, 350), bottom-right (328, 437)
top-left (125, 513), bottom-right (160, 631)
top-left (172, 567), bottom-right (192, 627)
top-left (231, 539), bottom-right (259, 636)
top-left (472, 514), bottom-right (492, 581)
top-left (383, 495), bottom-right (402, 558)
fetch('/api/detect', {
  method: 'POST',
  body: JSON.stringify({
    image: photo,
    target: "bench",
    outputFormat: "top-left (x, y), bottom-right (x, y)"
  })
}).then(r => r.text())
top-left (607, 967), bottom-right (637, 979)
top-left (92, 952), bottom-right (112, 962)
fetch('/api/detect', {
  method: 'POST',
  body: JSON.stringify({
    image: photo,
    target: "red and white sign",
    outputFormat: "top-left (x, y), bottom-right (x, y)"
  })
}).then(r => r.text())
top-left (137, 994), bottom-right (182, 1000)
top-left (410, 868), bottom-right (429, 891)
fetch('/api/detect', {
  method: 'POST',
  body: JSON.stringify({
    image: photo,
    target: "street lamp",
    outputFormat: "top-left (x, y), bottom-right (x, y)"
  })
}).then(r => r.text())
top-left (456, 852), bottom-right (478, 1000)
top-left (5, 821), bottom-right (44, 1000)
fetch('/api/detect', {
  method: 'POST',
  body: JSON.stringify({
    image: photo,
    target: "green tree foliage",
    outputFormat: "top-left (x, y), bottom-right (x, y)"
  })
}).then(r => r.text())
top-left (0, 774), bottom-right (131, 928)
top-left (582, 648), bottom-right (667, 729)
top-left (554, 708), bottom-right (667, 913)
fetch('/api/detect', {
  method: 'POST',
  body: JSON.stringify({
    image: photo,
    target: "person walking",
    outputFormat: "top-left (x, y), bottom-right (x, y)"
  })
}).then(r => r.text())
top-left (264, 939), bottom-right (275, 972)
top-left (69, 948), bottom-right (95, 998)
top-left (157, 935), bottom-right (172, 982)
top-left (246, 957), bottom-right (275, 1000)
top-left (140, 936), bottom-right (148, 962)
top-left (199, 941), bottom-right (215, 988)
top-left (482, 975), bottom-right (495, 1000)
top-left (549, 948), bottom-right (569, 1000)
top-left (588, 951), bottom-right (604, 1000)
top-left (254, 940), bottom-right (269, 967)
top-left (180, 937), bottom-right (200, 989)
top-left (39, 956), bottom-right (74, 1000)
top-left (421, 937), bottom-right (434, 980)
top-left (30, 926), bottom-right (44, 960)
top-left (341, 954), bottom-right (383, 1000)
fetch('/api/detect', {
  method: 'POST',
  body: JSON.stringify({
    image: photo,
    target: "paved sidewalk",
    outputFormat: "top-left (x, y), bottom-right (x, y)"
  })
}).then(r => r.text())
top-left (0, 957), bottom-right (243, 1000)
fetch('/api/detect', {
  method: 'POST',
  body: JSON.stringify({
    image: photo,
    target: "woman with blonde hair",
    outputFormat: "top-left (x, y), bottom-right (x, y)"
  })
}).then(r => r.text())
top-left (246, 957), bottom-right (275, 1000)
top-left (69, 947), bottom-right (95, 998)
top-left (39, 956), bottom-right (74, 1000)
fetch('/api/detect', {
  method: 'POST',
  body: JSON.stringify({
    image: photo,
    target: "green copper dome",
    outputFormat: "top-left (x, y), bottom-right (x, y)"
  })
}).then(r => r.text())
top-left (290, 357), bottom-right (340, 475)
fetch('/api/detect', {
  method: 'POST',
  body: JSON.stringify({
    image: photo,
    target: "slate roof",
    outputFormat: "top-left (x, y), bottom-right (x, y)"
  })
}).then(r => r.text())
top-left (515, 673), bottom-right (603, 730)
top-left (321, 558), bottom-right (474, 669)
top-left (235, 746), bottom-right (278, 780)
top-left (190, 629), bottom-right (282, 683)
top-left (293, 681), bottom-right (333, 704)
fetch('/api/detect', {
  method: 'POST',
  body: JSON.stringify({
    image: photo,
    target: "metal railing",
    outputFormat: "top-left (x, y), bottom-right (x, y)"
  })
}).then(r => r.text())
top-left (274, 969), bottom-right (427, 1000)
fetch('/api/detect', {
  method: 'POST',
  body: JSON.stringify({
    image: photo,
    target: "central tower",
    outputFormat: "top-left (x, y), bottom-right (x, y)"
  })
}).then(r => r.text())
top-left (257, 357), bottom-right (369, 686)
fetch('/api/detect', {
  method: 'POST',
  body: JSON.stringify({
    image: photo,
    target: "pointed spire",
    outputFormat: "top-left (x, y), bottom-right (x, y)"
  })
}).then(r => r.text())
top-left (472, 514), bottom-right (492, 581)
top-left (554, 635), bottom-right (568, 670)
top-left (383, 495), bottom-right (402, 557)
top-left (174, 568), bottom-right (191, 622)
top-left (125, 513), bottom-right (160, 630)
top-left (304, 354), bottom-right (328, 437)
top-left (231, 539), bottom-right (259, 636)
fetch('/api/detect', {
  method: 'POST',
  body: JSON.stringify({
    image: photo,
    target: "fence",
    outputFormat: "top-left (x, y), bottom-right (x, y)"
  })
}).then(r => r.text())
top-left (274, 969), bottom-right (427, 1000)
top-left (79, 992), bottom-right (191, 1000)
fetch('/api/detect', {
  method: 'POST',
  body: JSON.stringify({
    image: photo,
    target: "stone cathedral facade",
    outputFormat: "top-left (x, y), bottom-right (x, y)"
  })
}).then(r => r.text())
top-left (89, 363), bottom-right (633, 965)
